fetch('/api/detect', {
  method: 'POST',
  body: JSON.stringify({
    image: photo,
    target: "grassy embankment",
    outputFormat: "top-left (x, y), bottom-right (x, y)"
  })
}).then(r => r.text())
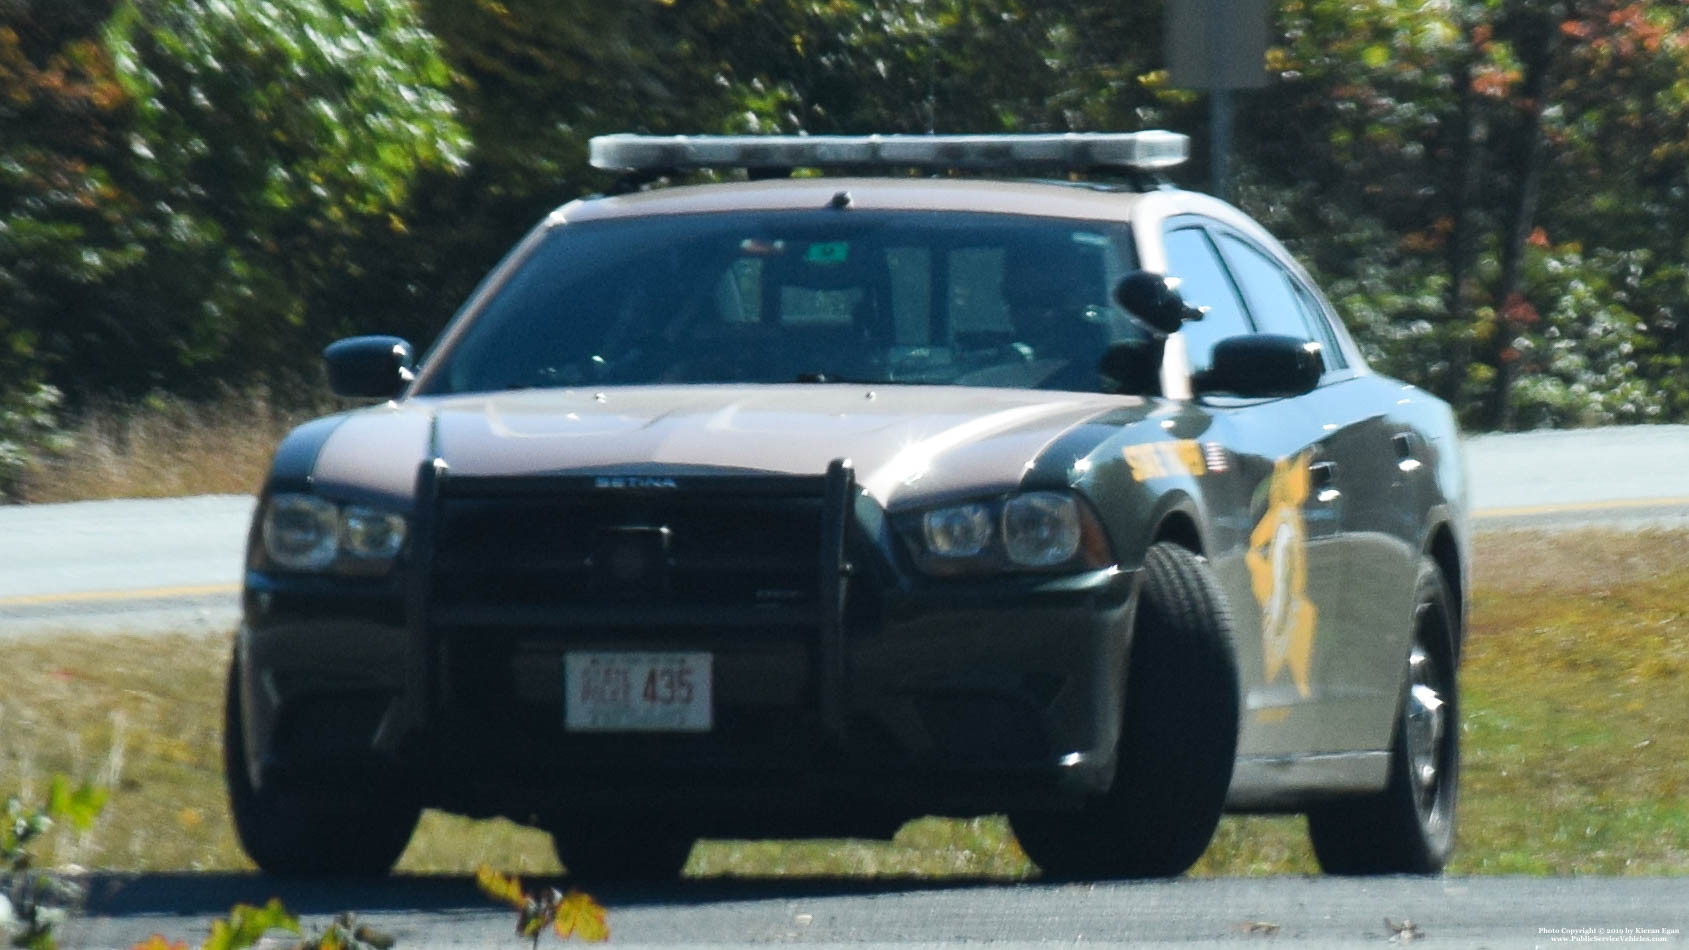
top-left (6, 403), bottom-right (1687, 876)
top-left (17, 392), bottom-right (326, 503)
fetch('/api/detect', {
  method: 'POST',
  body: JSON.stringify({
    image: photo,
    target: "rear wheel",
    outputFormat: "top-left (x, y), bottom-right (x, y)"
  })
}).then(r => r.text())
top-left (1307, 558), bottom-right (1459, 874)
top-left (1011, 542), bottom-right (1240, 879)
top-left (223, 659), bottom-right (420, 875)
top-left (547, 818), bottom-right (696, 882)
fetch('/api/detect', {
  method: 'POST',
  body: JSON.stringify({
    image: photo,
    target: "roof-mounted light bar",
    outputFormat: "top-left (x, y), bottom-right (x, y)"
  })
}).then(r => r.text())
top-left (589, 131), bottom-right (1190, 175)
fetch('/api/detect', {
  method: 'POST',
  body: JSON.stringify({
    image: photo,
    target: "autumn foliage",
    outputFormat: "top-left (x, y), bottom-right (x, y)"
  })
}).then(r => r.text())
top-left (3, 0), bottom-right (1689, 432)
top-left (476, 864), bottom-right (610, 945)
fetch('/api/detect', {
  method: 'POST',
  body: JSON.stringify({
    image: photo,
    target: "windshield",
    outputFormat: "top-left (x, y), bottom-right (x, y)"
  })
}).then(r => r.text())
top-left (419, 209), bottom-right (1145, 395)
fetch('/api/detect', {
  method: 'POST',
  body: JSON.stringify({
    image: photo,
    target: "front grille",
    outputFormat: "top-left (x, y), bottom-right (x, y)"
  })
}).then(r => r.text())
top-left (429, 485), bottom-right (825, 618)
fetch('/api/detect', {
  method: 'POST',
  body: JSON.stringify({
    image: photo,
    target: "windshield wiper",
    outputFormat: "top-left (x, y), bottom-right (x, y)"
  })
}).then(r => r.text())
top-left (793, 371), bottom-right (931, 385)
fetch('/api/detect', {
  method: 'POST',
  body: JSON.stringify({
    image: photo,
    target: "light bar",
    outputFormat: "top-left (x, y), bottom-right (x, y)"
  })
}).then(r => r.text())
top-left (589, 131), bottom-right (1189, 175)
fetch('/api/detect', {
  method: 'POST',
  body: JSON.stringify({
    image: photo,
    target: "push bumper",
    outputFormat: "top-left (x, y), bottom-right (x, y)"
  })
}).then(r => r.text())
top-left (237, 461), bottom-right (1138, 828)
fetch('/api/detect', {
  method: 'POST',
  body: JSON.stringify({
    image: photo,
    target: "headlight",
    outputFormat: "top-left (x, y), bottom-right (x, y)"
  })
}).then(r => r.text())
top-left (260, 493), bottom-right (408, 574)
top-left (903, 491), bottom-right (1110, 575)
top-left (922, 503), bottom-right (993, 558)
top-left (262, 494), bottom-right (341, 570)
top-left (1001, 492), bottom-right (1082, 567)
top-left (343, 506), bottom-right (407, 560)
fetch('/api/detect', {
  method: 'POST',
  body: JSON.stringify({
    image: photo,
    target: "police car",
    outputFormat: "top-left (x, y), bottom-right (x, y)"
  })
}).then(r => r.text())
top-left (227, 131), bottom-right (1468, 880)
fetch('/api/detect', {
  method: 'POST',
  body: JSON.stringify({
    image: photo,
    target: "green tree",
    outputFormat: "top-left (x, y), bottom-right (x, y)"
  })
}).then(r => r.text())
top-left (7, 0), bottom-right (1689, 433)
top-left (0, 0), bottom-right (132, 385)
top-left (93, 0), bottom-right (467, 395)
top-left (681, 0), bottom-right (1172, 136)
top-left (1240, 0), bottom-right (1689, 429)
top-left (0, 0), bottom-right (133, 491)
top-left (307, 0), bottom-right (751, 351)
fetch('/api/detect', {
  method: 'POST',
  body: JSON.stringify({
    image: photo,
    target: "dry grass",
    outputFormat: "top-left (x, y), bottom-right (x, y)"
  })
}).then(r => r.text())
top-left (0, 631), bottom-right (564, 876)
top-left (1473, 527), bottom-right (1689, 596)
top-left (17, 390), bottom-right (334, 504)
top-left (1, 632), bottom-right (236, 871)
top-left (5, 528), bottom-right (1688, 878)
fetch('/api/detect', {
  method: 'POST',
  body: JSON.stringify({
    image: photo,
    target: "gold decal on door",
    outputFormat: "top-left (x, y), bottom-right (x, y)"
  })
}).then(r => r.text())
top-left (1246, 452), bottom-right (1318, 698)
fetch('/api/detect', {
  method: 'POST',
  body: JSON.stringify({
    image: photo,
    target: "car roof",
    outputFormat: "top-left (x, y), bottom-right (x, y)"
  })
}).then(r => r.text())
top-left (553, 177), bottom-right (1285, 257)
top-left (554, 177), bottom-right (1157, 226)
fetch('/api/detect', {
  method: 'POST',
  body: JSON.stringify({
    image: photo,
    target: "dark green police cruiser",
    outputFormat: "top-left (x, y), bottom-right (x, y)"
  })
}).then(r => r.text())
top-left (228, 131), bottom-right (1468, 880)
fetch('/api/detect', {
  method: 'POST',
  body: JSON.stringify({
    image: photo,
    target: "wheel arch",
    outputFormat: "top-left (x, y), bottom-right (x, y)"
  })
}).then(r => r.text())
top-left (1424, 521), bottom-right (1465, 661)
top-left (1097, 485), bottom-right (1208, 571)
top-left (1153, 507), bottom-right (1204, 556)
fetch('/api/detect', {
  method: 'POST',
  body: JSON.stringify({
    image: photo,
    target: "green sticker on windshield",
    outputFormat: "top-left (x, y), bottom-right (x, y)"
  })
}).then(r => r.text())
top-left (805, 241), bottom-right (849, 264)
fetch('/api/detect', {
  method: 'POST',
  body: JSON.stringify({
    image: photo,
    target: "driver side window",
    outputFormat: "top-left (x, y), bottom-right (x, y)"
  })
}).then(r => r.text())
top-left (1160, 227), bottom-right (1251, 374)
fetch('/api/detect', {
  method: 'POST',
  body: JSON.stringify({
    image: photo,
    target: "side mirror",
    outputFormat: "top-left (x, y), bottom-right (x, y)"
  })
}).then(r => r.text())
top-left (1114, 271), bottom-right (1205, 336)
top-left (324, 335), bottom-right (415, 399)
top-left (1194, 335), bottom-right (1324, 399)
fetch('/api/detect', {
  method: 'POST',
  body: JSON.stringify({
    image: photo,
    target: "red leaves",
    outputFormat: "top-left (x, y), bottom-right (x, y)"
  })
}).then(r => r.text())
top-left (1470, 66), bottom-right (1518, 99)
top-left (1562, 3), bottom-right (1681, 58)
top-left (1502, 293), bottom-right (1542, 328)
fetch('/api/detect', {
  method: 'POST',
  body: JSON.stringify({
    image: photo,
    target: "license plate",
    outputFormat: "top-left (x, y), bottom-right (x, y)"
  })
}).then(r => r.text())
top-left (563, 652), bottom-right (712, 732)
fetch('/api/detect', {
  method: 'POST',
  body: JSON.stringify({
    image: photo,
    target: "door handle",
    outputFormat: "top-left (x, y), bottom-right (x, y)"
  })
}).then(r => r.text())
top-left (1393, 432), bottom-right (1423, 473)
top-left (1309, 460), bottom-right (1340, 503)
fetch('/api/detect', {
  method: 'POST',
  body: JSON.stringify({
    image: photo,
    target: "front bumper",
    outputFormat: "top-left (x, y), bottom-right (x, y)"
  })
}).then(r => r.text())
top-left (238, 462), bottom-right (1137, 832)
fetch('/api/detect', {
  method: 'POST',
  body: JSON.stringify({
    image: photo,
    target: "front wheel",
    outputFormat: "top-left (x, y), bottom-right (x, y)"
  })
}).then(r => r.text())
top-left (223, 659), bottom-right (420, 875)
top-left (1011, 542), bottom-right (1240, 879)
top-left (1307, 558), bottom-right (1459, 874)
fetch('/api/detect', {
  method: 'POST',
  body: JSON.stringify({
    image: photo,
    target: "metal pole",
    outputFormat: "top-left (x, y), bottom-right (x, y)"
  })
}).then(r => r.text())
top-left (1211, 87), bottom-right (1232, 201)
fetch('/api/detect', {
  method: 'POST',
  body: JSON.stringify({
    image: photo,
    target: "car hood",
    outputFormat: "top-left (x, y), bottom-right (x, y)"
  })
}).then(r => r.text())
top-left (310, 385), bottom-right (1150, 509)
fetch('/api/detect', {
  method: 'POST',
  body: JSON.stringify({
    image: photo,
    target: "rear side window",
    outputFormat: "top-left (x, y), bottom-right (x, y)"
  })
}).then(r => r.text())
top-left (1217, 234), bottom-right (1316, 339)
top-left (1289, 281), bottom-right (1349, 370)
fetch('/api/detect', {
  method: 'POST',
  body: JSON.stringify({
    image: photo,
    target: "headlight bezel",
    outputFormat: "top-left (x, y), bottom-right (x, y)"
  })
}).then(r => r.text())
top-left (259, 492), bottom-right (409, 575)
top-left (903, 490), bottom-right (1112, 576)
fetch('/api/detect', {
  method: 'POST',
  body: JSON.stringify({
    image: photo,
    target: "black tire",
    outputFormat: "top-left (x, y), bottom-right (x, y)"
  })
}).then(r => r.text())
top-left (1011, 542), bottom-right (1240, 879)
top-left (1307, 558), bottom-right (1459, 874)
top-left (223, 658), bottom-right (421, 875)
top-left (547, 817), bottom-right (695, 882)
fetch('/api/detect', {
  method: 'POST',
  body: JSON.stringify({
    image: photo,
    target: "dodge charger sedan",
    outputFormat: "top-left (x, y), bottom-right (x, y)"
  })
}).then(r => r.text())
top-left (226, 131), bottom-right (1467, 880)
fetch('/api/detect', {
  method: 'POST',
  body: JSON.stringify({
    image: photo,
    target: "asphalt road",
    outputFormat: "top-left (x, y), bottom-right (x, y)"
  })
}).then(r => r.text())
top-left (0, 493), bottom-right (252, 638)
top-left (1464, 424), bottom-right (1689, 531)
top-left (54, 872), bottom-right (1689, 949)
top-left (2, 424), bottom-right (1687, 637)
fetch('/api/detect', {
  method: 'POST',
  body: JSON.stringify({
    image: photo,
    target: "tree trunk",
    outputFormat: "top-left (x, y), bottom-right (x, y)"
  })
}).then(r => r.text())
top-left (1442, 27), bottom-right (1486, 410)
top-left (1485, 3), bottom-right (1562, 431)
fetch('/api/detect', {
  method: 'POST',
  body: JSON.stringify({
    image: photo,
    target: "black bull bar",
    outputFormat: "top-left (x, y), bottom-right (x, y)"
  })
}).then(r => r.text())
top-left (374, 457), bottom-right (860, 755)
